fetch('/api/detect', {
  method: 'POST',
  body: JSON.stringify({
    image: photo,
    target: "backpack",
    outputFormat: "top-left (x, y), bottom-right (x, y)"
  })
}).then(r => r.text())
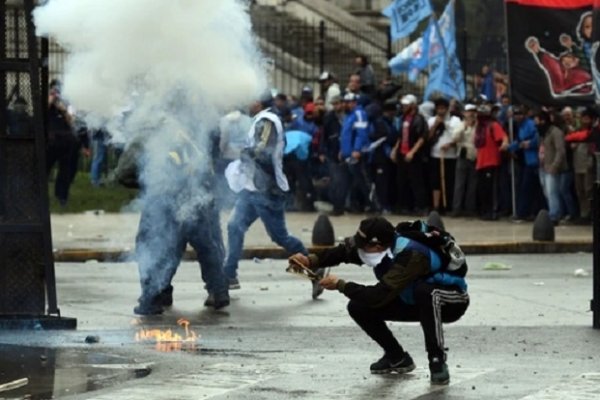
top-left (395, 220), bottom-right (467, 277)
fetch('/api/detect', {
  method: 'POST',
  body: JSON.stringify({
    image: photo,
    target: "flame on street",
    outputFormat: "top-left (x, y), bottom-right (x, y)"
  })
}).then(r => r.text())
top-left (135, 318), bottom-right (199, 352)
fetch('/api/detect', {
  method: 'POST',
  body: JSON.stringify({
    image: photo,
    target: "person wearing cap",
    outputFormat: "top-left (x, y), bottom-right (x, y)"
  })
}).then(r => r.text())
top-left (319, 71), bottom-right (341, 112)
top-left (366, 99), bottom-right (397, 214)
top-left (319, 94), bottom-right (349, 215)
top-left (507, 105), bottom-right (543, 221)
top-left (391, 94), bottom-right (428, 214)
top-left (473, 103), bottom-right (509, 220)
top-left (341, 91), bottom-right (373, 213)
top-left (289, 216), bottom-right (469, 385)
top-left (450, 104), bottom-right (478, 216)
top-left (224, 94), bottom-right (325, 298)
top-left (427, 98), bottom-right (461, 213)
top-left (291, 86), bottom-right (314, 121)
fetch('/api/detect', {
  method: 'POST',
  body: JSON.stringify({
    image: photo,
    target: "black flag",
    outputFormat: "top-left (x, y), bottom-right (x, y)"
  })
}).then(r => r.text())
top-left (506, 0), bottom-right (595, 107)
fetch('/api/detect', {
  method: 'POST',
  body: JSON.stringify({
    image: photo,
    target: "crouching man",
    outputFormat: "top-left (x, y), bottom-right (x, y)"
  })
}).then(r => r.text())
top-left (289, 216), bottom-right (469, 385)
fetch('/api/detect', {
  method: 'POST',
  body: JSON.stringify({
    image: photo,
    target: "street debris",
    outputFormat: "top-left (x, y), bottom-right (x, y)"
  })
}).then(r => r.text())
top-left (482, 262), bottom-right (512, 271)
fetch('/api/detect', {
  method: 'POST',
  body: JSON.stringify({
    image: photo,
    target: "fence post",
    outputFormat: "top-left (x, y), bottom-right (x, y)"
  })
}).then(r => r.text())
top-left (319, 20), bottom-right (325, 74)
top-left (386, 28), bottom-right (392, 76)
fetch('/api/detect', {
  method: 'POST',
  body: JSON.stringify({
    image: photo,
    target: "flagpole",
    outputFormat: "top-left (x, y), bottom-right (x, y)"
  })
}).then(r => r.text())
top-left (503, 0), bottom-right (517, 218)
top-left (427, 0), bottom-right (462, 98)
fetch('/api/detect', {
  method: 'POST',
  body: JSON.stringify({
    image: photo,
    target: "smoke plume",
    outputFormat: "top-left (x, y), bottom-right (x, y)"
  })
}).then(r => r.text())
top-left (34, 0), bottom-right (266, 290)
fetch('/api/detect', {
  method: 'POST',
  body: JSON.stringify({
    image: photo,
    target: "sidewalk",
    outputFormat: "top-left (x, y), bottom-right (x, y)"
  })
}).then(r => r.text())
top-left (50, 211), bottom-right (593, 261)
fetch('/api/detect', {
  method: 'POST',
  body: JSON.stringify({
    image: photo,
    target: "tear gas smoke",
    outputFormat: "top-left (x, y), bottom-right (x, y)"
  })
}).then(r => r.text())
top-left (34, 0), bottom-right (266, 209)
top-left (34, 0), bottom-right (266, 288)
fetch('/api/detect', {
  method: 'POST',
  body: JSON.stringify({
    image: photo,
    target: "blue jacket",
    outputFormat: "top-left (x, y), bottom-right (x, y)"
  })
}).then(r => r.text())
top-left (340, 105), bottom-right (370, 159)
top-left (508, 117), bottom-right (539, 167)
top-left (387, 235), bottom-right (467, 305)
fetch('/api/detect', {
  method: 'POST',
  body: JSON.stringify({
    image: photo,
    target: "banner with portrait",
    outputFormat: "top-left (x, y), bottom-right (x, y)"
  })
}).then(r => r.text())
top-left (506, 0), bottom-right (596, 107)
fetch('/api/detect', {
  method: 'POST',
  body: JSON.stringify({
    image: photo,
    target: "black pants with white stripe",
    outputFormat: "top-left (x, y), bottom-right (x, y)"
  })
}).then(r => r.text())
top-left (347, 282), bottom-right (469, 362)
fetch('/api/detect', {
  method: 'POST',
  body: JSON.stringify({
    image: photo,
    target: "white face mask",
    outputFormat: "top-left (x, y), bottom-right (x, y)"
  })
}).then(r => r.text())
top-left (358, 248), bottom-right (392, 268)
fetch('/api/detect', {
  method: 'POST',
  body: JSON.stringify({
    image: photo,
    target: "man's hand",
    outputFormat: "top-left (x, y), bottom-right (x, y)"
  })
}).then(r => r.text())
top-left (289, 253), bottom-right (310, 269)
top-left (351, 151), bottom-right (361, 160)
top-left (405, 151), bottom-right (414, 162)
top-left (319, 274), bottom-right (339, 290)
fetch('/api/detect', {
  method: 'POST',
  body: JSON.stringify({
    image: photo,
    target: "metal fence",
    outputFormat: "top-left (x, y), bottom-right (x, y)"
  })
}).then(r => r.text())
top-left (45, 21), bottom-right (507, 102)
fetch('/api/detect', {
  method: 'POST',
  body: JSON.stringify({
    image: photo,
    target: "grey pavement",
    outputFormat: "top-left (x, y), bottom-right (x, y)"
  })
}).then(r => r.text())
top-left (1, 254), bottom-right (600, 399)
top-left (49, 211), bottom-right (593, 261)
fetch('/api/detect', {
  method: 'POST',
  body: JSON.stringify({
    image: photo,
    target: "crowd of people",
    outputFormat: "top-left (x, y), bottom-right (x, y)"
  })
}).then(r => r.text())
top-left (216, 59), bottom-right (598, 226)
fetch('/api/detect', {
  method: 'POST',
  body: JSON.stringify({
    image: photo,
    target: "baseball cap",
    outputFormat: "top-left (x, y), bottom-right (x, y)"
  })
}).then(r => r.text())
top-left (464, 104), bottom-right (477, 111)
top-left (319, 71), bottom-right (334, 81)
top-left (353, 217), bottom-right (396, 248)
top-left (343, 92), bottom-right (358, 102)
top-left (400, 94), bottom-right (417, 105)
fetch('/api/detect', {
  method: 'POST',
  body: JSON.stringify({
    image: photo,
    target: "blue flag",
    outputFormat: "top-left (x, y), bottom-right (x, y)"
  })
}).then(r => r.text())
top-left (423, 0), bottom-right (465, 100)
top-left (382, 0), bottom-right (432, 42)
top-left (389, 0), bottom-right (456, 82)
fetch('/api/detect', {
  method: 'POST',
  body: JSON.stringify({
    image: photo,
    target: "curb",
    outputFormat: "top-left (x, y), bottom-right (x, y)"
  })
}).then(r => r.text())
top-left (53, 241), bottom-right (593, 262)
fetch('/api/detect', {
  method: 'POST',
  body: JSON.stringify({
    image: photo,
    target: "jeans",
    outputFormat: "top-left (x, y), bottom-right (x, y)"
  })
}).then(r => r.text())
top-left (90, 138), bottom-right (107, 186)
top-left (136, 196), bottom-right (228, 302)
top-left (539, 170), bottom-right (561, 222)
top-left (347, 282), bottom-right (469, 362)
top-left (224, 190), bottom-right (307, 279)
top-left (559, 171), bottom-right (578, 219)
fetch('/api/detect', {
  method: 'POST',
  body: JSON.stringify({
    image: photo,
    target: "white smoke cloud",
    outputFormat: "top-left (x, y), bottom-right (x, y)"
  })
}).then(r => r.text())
top-left (33, 0), bottom-right (267, 294)
top-left (34, 0), bottom-right (266, 121)
top-left (34, 0), bottom-right (266, 215)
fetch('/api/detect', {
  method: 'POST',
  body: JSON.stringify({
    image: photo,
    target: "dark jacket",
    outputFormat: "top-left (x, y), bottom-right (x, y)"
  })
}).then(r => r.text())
top-left (308, 235), bottom-right (467, 309)
top-left (320, 110), bottom-right (343, 161)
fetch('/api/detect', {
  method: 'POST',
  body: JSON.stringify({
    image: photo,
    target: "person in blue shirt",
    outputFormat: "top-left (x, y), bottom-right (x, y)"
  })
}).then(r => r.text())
top-left (508, 106), bottom-right (543, 220)
top-left (340, 92), bottom-right (372, 212)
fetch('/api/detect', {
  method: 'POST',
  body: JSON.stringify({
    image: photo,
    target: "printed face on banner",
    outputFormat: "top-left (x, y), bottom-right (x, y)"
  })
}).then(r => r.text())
top-left (524, 11), bottom-right (594, 98)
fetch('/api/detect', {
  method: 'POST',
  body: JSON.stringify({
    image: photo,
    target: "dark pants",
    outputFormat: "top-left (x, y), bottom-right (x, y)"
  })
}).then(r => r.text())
top-left (348, 160), bottom-right (372, 212)
top-left (396, 157), bottom-right (428, 212)
top-left (46, 133), bottom-right (77, 204)
top-left (516, 164), bottom-right (545, 219)
top-left (284, 155), bottom-right (315, 211)
top-left (477, 166), bottom-right (498, 218)
top-left (452, 158), bottom-right (477, 214)
top-left (347, 282), bottom-right (469, 361)
top-left (136, 197), bottom-right (228, 303)
top-left (429, 157), bottom-right (456, 212)
top-left (327, 160), bottom-right (350, 213)
top-left (372, 161), bottom-right (392, 211)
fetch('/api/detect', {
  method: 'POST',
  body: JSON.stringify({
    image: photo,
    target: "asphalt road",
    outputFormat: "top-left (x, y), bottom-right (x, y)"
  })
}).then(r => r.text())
top-left (1, 253), bottom-right (600, 399)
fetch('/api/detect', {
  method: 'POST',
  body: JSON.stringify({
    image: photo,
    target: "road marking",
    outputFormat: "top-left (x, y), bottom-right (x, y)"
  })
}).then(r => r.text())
top-left (520, 373), bottom-right (600, 400)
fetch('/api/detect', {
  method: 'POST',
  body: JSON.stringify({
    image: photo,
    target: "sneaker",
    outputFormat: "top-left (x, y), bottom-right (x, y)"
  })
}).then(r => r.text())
top-left (228, 278), bottom-right (241, 290)
top-left (429, 357), bottom-right (450, 385)
top-left (160, 285), bottom-right (173, 307)
top-left (133, 299), bottom-right (164, 316)
top-left (311, 268), bottom-right (328, 300)
top-left (204, 292), bottom-right (231, 310)
top-left (370, 352), bottom-right (416, 374)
